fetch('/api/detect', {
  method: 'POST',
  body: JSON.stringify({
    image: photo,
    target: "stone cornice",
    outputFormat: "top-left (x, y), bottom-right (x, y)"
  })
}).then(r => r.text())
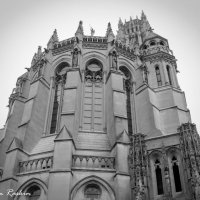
top-left (142, 51), bottom-right (176, 64)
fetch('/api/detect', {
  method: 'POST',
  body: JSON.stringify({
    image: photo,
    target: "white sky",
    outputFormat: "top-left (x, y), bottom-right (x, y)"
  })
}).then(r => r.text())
top-left (0, 0), bottom-right (199, 131)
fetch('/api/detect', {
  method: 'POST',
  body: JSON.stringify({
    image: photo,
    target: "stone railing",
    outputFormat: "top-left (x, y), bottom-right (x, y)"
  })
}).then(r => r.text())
top-left (72, 155), bottom-right (115, 170)
top-left (142, 45), bottom-right (172, 56)
top-left (53, 37), bottom-right (75, 49)
top-left (19, 156), bottom-right (53, 173)
top-left (83, 36), bottom-right (107, 43)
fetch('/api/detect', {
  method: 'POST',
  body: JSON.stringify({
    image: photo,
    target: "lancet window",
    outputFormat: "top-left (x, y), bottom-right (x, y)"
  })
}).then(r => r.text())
top-left (119, 66), bottom-right (133, 135)
top-left (166, 65), bottom-right (172, 85)
top-left (155, 159), bottom-right (164, 195)
top-left (82, 59), bottom-right (103, 131)
top-left (155, 66), bottom-right (162, 86)
top-left (49, 63), bottom-right (68, 134)
top-left (172, 156), bottom-right (182, 192)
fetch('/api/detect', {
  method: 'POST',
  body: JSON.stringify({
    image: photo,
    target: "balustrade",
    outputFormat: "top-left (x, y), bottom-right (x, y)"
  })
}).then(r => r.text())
top-left (72, 155), bottom-right (115, 170)
top-left (142, 45), bottom-right (171, 55)
top-left (19, 156), bottom-right (53, 173)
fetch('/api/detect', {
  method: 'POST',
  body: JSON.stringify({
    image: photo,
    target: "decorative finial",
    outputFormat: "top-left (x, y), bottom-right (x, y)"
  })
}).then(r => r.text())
top-left (141, 10), bottom-right (147, 20)
top-left (106, 22), bottom-right (115, 42)
top-left (76, 20), bottom-right (84, 35)
top-left (118, 17), bottom-right (123, 28)
top-left (106, 22), bottom-right (114, 37)
top-left (52, 29), bottom-right (59, 41)
top-left (47, 29), bottom-right (59, 49)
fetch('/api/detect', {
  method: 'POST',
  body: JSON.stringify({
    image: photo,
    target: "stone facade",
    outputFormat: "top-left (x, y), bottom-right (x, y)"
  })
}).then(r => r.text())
top-left (0, 12), bottom-right (199, 200)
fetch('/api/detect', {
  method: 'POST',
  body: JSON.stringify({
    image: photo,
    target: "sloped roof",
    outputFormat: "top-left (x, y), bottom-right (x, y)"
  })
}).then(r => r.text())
top-left (31, 135), bottom-right (56, 155)
top-left (0, 128), bottom-right (5, 143)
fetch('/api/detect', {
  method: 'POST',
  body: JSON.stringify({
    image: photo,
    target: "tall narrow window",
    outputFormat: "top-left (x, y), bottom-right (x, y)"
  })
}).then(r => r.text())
top-left (155, 66), bottom-right (162, 86)
top-left (27, 185), bottom-right (41, 200)
top-left (119, 66), bottom-right (133, 135)
top-left (172, 156), bottom-right (182, 192)
top-left (167, 65), bottom-right (172, 85)
top-left (50, 83), bottom-right (61, 134)
top-left (50, 63), bottom-right (68, 134)
top-left (155, 159), bottom-right (164, 195)
top-left (82, 60), bottom-right (103, 131)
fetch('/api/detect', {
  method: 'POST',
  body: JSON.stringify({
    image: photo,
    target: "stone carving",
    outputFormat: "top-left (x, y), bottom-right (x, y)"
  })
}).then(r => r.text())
top-left (128, 133), bottom-right (147, 199)
top-left (115, 41), bottom-right (136, 61)
top-left (111, 51), bottom-right (118, 70)
top-left (85, 67), bottom-right (103, 83)
top-left (72, 48), bottom-right (79, 67)
top-left (90, 27), bottom-right (95, 36)
top-left (179, 122), bottom-right (200, 200)
top-left (135, 179), bottom-right (145, 200)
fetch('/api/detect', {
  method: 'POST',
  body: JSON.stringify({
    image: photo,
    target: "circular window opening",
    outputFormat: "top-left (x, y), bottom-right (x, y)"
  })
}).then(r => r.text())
top-left (26, 185), bottom-right (41, 200)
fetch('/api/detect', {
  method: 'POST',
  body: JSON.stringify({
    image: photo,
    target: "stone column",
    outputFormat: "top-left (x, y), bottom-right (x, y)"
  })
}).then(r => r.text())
top-left (47, 126), bottom-right (74, 200)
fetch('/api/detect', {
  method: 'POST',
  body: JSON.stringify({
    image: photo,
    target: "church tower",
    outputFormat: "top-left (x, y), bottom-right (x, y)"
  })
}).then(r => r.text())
top-left (0, 12), bottom-right (199, 200)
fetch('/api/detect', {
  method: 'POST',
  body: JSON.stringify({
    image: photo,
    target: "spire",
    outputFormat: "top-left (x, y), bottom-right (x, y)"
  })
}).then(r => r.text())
top-left (75, 20), bottom-right (84, 35)
top-left (106, 22), bottom-right (115, 43)
top-left (106, 22), bottom-right (114, 37)
top-left (37, 46), bottom-right (42, 56)
top-left (47, 29), bottom-right (59, 49)
top-left (52, 29), bottom-right (59, 42)
top-left (118, 18), bottom-right (123, 29)
top-left (141, 10), bottom-right (147, 21)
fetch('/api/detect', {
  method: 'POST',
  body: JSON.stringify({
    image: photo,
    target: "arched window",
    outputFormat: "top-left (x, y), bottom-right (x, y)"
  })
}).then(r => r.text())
top-left (172, 156), bottom-right (182, 192)
top-left (27, 185), bottom-right (41, 200)
top-left (160, 41), bottom-right (165, 46)
top-left (84, 184), bottom-right (101, 199)
top-left (50, 63), bottom-right (69, 134)
top-left (119, 66), bottom-right (133, 135)
top-left (155, 66), bottom-right (162, 86)
top-left (166, 65), bottom-right (172, 85)
top-left (82, 59), bottom-right (103, 131)
top-left (143, 45), bottom-right (148, 50)
top-left (150, 41), bottom-right (156, 46)
top-left (155, 159), bottom-right (164, 195)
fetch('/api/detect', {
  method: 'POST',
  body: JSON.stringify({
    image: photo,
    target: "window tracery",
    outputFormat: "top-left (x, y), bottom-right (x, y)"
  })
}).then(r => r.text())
top-left (82, 59), bottom-right (103, 131)
top-left (84, 184), bottom-right (101, 199)
top-left (26, 185), bottom-right (41, 200)
top-left (154, 159), bottom-right (164, 195)
top-left (119, 66), bottom-right (133, 135)
top-left (49, 63), bottom-right (69, 134)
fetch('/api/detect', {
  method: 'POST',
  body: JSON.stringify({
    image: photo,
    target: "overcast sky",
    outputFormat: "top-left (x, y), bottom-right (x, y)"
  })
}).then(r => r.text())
top-left (0, 0), bottom-right (199, 131)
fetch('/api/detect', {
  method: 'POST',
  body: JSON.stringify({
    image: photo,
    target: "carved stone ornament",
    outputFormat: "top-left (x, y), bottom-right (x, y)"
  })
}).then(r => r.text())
top-left (178, 122), bottom-right (200, 199)
top-left (72, 48), bottom-right (79, 68)
top-left (128, 133), bottom-right (147, 199)
top-left (142, 52), bottom-right (176, 65)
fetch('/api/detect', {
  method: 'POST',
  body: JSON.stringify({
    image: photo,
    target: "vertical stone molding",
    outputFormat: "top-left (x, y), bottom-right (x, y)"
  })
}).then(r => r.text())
top-left (129, 133), bottom-right (147, 200)
top-left (179, 123), bottom-right (200, 199)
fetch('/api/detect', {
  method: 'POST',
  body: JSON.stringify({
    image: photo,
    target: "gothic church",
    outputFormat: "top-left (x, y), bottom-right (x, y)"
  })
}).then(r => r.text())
top-left (0, 11), bottom-right (200, 200)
